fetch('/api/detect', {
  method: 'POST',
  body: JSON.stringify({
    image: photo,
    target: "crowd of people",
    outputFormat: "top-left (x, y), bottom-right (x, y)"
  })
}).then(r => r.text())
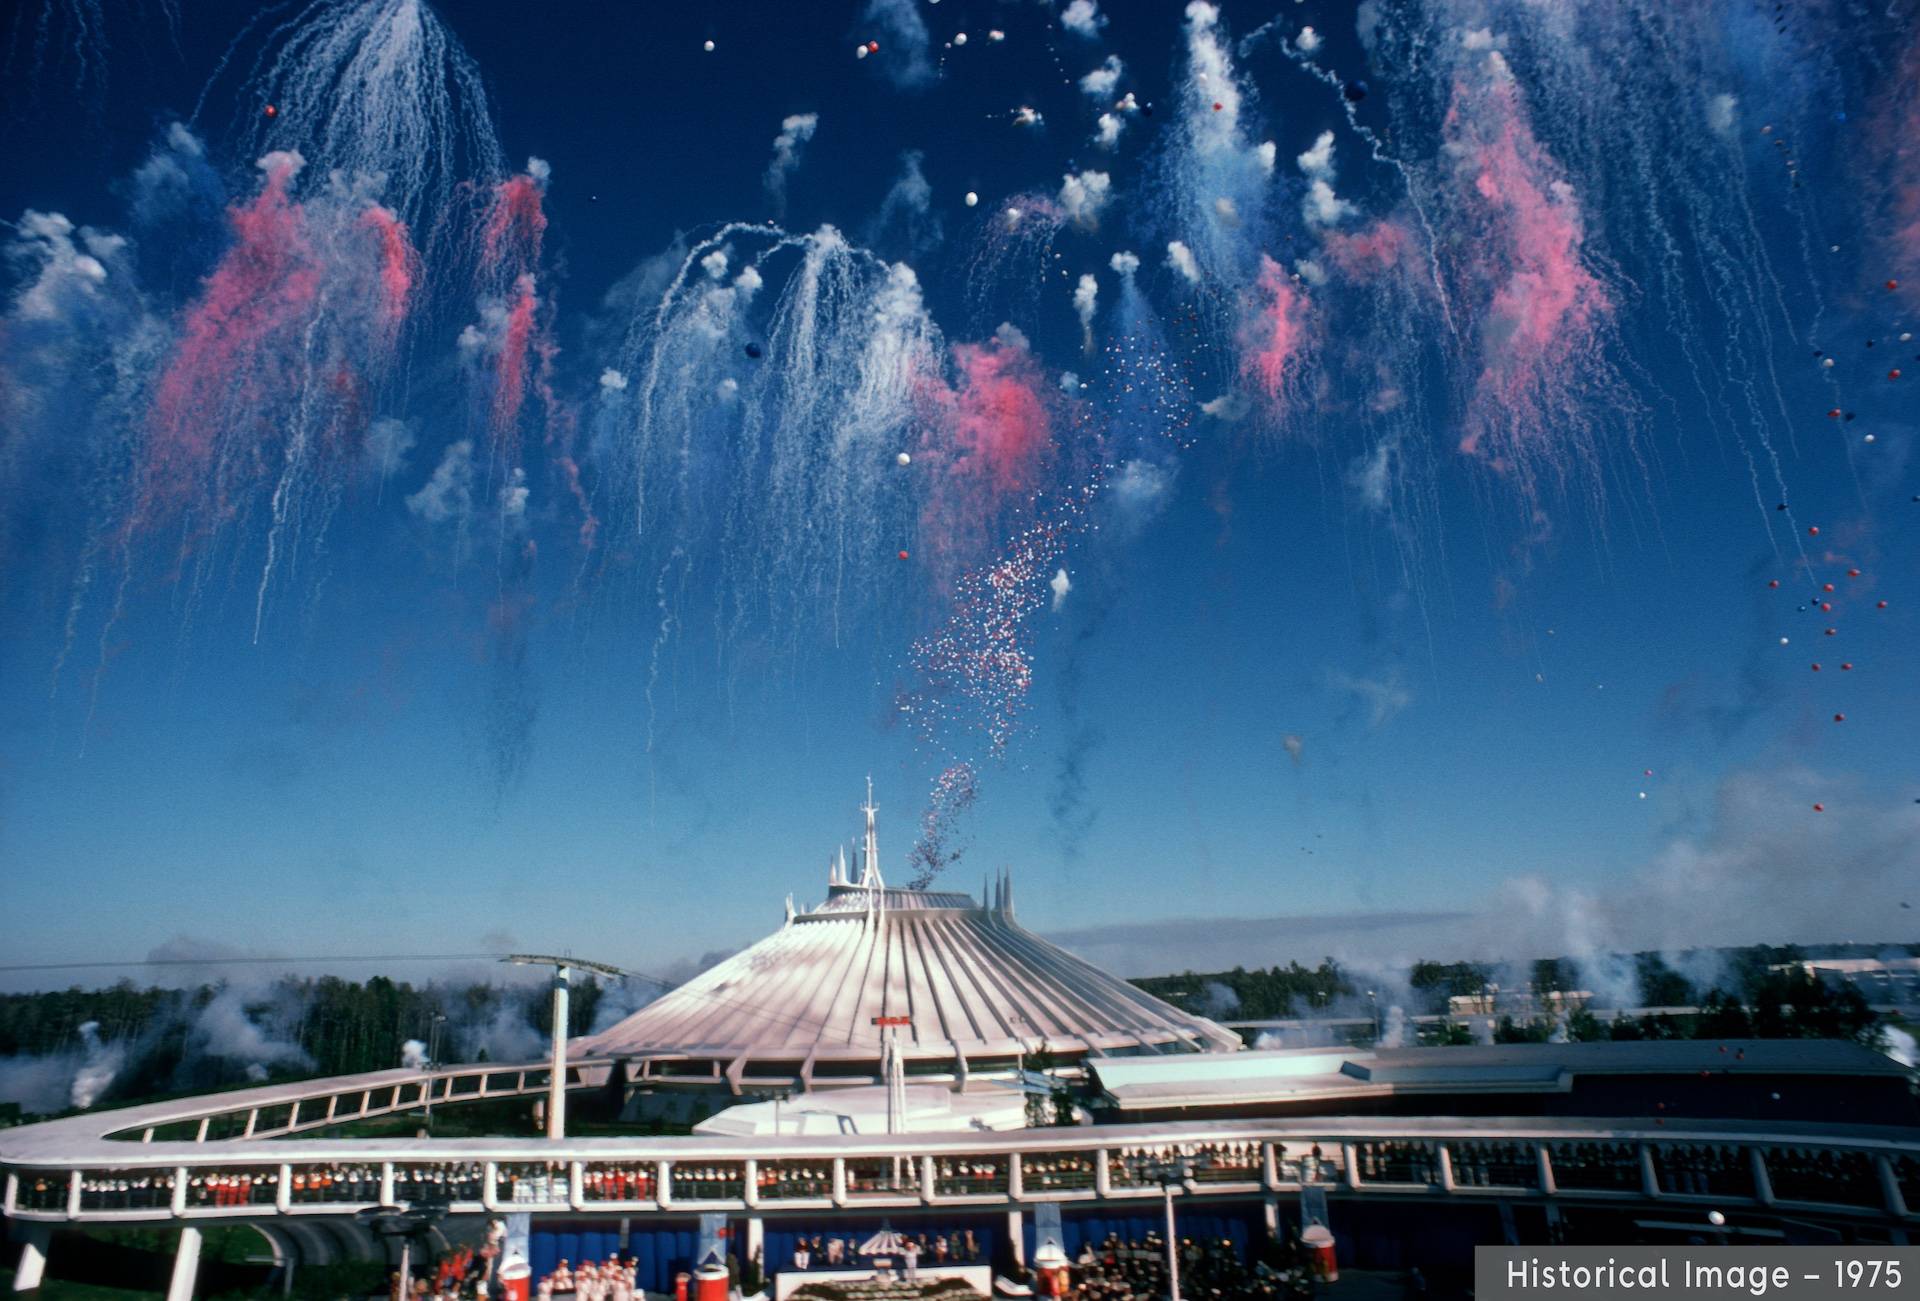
top-left (789, 1230), bottom-right (984, 1271)
top-left (1547, 1143), bottom-right (1640, 1192)
top-left (390, 1237), bottom-right (501, 1301)
top-left (1061, 1232), bottom-right (1316, 1301)
top-left (1764, 1148), bottom-right (1879, 1207)
top-left (534, 1255), bottom-right (643, 1301)
top-left (1653, 1143), bottom-right (1754, 1197)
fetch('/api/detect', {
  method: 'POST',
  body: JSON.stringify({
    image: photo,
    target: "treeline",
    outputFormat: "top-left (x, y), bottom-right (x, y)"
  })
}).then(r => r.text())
top-left (0, 973), bottom-right (623, 1118)
top-left (1131, 942), bottom-right (1901, 1045)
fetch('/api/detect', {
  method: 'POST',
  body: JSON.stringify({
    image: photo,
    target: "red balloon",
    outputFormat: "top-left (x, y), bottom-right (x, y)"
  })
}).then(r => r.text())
top-left (1808, 525), bottom-right (1820, 535)
top-left (1813, 803), bottom-right (1825, 812)
top-left (1892, 369), bottom-right (1904, 380)
top-left (1212, 102), bottom-right (1224, 111)
top-left (868, 40), bottom-right (880, 52)
top-left (1888, 279), bottom-right (1901, 290)
top-left (1834, 713), bottom-right (1845, 722)
top-left (1823, 582), bottom-right (1835, 592)
top-left (1827, 408), bottom-right (1841, 419)
top-left (1825, 627), bottom-right (1837, 636)
top-left (1877, 600), bottom-right (1888, 609)
top-left (1840, 662), bottom-right (1853, 671)
top-left (897, 549), bottom-right (909, 560)
top-left (1811, 663), bottom-right (1822, 671)
top-left (264, 104), bottom-right (278, 118)
top-left (1847, 568), bottom-right (1861, 577)
top-left (1768, 579), bottom-right (1780, 588)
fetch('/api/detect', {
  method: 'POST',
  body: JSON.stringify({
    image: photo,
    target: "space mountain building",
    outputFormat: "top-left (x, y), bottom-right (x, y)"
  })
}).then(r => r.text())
top-left (575, 788), bottom-right (1241, 1099)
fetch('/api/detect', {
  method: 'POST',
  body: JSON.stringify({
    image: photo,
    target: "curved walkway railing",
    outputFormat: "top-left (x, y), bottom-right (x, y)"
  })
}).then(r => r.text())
top-left (3, 1064), bottom-right (1914, 1228)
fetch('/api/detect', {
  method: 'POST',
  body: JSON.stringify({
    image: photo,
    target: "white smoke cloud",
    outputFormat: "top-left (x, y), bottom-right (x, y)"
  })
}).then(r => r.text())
top-left (1059, 371), bottom-right (1083, 392)
top-left (1073, 273), bottom-right (1099, 349)
top-left (364, 417), bottom-right (416, 479)
top-left (1079, 54), bottom-right (1124, 99)
top-left (1166, 241), bottom-right (1201, 284)
top-left (874, 150), bottom-right (935, 245)
top-left (1061, 0), bottom-right (1106, 38)
top-left (406, 440), bottom-right (476, 524)
top-left (1295, 25), bottom-right (1322, 53)
top-left (763, 112), bottom-right (820, 216)
top-left (1058, 170), bottom-right (1112, 226)
top-left (1281, 733), bottom-right (1305, 765)
top-left (525, 156), bottom-right (551, 186)
top-left (1110, 458), bottom-right (1173, 523)
top-left (700, 249), bottom-right (729, 279)
top-left (1303, 177), bottom-right (1357, 226)
top-left (69, 1023), bottom-right (123, 1109)
top-left (993, 321), bottom-right (1031, 352)
top-left (1094, 113), bottom-right (1125, 149)
top-left (1254, 140), bottom-right (1277, 175)
top-left (1461, 27), bottom-right (1503, 51)
top-left (1200, 981), bottom-right (1240, 1016)
top-left (1200, 392), bottom-right (1250, 420)
top-left (860, 0), bottom-right (935, 87)
top-left (1050, 568), bottom-right (1072, 611)
top-left (1349, 439), bottom-right (1394, 512)
top-left (1013, 106), bottom-right (1045, 128)
top-left (8, 211), bottom-right (117, 322)
top-left (599, 368), bottom-right (630, 392)
top-left (1295, 258), bottom-right (1327, 287)
top-left (1109, 250), bottom-right (1140, 276)
top-left (186, 986), bottom-right (313, 1077)
top-left (499, 466), bottom-right (529, 519)
top-left (1297, 130), bottom-right (1337, 179)
top-left (400, 1039), bottom-right (430, 1070)
top-left (1326, 666), bottom-right (1413, 727)
top-left (1707, 92), bottom-right (1738, 135)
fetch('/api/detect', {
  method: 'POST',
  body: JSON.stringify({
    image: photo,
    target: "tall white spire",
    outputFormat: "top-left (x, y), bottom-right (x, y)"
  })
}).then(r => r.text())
top-left (859, 776), bottom-right (884, 889)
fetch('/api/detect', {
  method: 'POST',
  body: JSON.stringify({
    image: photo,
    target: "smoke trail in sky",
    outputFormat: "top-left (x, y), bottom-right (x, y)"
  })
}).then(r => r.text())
top-left (211, 0), bottom-right (503, 238)
top-left (603, 223), bottom-right (934, 656)
top-left (967, 195), bottom-right (1071, 330)
top-left (905, 761), bottom-right (978, 888)
top-left (913, 331), bottom-right (1058, 582)
top-left (2, 0), bottom-right (180, 114)
top-left (135, 150), bottom-right (421, 637)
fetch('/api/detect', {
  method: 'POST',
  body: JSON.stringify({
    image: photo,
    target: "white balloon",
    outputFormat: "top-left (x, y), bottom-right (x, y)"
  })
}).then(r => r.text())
top-left (703, 39), bottom-right (715, 51)
top-left (856, 43), bottom-right (869, 59)
top-left (964, 191), bottom-right (979, 207)
top-left (896, 452), bottom-right (912, 467)
top-left (954, 32), bottom-right (967, 45)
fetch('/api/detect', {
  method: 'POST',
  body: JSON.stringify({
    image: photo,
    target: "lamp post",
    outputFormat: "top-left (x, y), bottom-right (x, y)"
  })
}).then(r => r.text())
top-left (1119, 1151), bottom-right (1211, 1301)
top-left (422, 1014), bottom-right (448, 1134)
top-left (504, 954), bottom-right (630, 1140)
top-left (356, 1202), bottom-right (447, 1301)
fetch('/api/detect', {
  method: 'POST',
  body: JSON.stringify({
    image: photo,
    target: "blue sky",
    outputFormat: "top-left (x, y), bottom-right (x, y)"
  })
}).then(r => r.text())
top-left (1, 0), bottom-right (1915, 991)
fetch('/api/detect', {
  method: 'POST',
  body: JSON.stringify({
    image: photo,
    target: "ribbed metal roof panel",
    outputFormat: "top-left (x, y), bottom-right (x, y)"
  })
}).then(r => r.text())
top-left (573, 889), bottom-right (1241, 1065)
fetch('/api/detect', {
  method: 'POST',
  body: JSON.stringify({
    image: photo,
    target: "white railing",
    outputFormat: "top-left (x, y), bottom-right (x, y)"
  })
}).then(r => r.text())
top-left (5, 1118), bottom-right (1914, 1225)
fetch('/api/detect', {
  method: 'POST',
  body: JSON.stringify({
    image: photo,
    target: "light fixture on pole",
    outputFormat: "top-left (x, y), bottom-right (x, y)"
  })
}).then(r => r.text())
top-left (871, 1015), bottom-right (911, 1135)
top-left (356, 1202), bottom-right (447, 1300)
top-left (503, 953), bottom-right (630, 1140)
top-left (422, 1013), bottom-right (448, 1133)
top-left (1118, 1149), bottom-right (1211, 1301)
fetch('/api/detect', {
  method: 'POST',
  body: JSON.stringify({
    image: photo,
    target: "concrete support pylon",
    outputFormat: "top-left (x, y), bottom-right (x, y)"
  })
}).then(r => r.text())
top-left (166, 1225), bottom-right (203, 1301)
top-left (10, 1224), bottom-right (52, 1294)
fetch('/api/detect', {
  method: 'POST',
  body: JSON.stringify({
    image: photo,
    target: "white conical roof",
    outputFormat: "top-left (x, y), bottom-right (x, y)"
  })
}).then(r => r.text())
top-left (574, 878), bottom-right (1239, 1074)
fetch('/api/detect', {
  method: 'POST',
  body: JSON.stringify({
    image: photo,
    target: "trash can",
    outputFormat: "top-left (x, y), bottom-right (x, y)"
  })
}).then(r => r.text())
top-left (696, 1262), bottom-right (731, 1301)
top-left (496, 1256), bottom-right (531, 1301)
top-left (1301, 1226), bottom-right (1338, 1283)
